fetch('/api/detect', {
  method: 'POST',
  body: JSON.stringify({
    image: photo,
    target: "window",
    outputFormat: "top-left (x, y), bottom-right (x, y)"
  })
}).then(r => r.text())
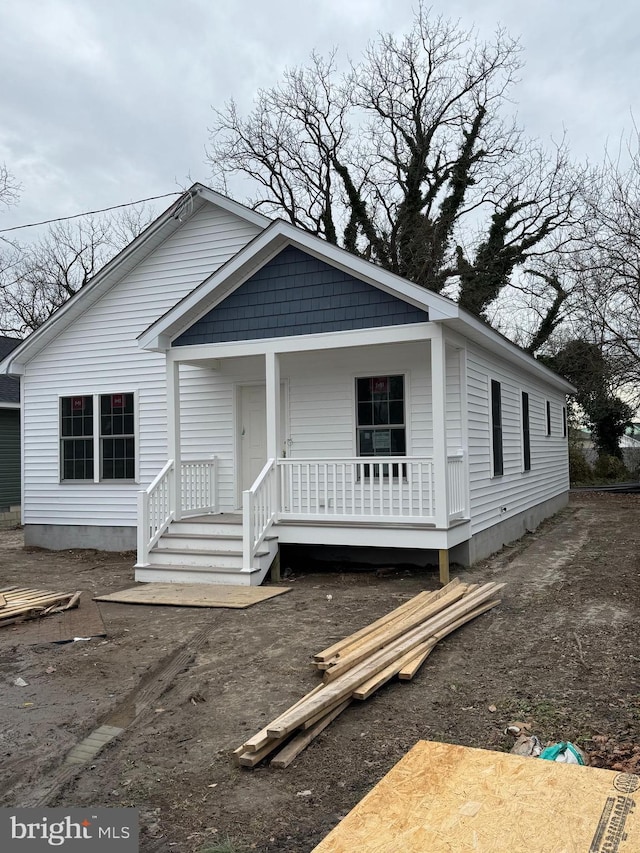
top-left (562, 405), bottom-right (567, 438)
top-left (61, 396), bottom-right (94, 480)
top-left (546, 400), bottom-right (551, 436)
top-left (356, 375), bottom-right (406, 475)
top-left (60, 393), bottom-right (135, 481)
top-left (100, 393), bottom-right (135, 480)
top-left (491, 379), bottom-right (503, 476)
top-left (521, 391), bottom-right (531, 472)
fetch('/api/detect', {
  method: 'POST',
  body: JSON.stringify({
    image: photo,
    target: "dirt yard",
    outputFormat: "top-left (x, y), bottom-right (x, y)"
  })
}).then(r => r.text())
top-left (1, 492), bottom-right (639, 852)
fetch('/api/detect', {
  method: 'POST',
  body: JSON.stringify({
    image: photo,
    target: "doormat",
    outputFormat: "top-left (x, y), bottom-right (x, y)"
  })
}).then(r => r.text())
top-left (94, 582), bottom-right (291, 609)
top-left (312, 739), bottom-right (640, 852)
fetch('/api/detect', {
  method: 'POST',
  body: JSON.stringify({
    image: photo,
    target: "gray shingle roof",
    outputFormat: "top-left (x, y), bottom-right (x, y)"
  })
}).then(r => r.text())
top-left (0, 337), bottom-right (21, 404)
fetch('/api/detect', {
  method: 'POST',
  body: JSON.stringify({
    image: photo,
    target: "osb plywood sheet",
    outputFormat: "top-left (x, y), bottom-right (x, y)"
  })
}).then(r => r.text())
top-left (312, 740), bottom-right (640, 853)
top-left (0, 595), bottom-right (106, 645)
top-left (94, 582), bottom-right (291, 609)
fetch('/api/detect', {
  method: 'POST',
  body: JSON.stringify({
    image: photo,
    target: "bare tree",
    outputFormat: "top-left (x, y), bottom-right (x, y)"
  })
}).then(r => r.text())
top-left (0, 205), bottom-right (153, 336)
top-left (208, 6), bottom-right (585, 346)
top-left (571, 136), bottom-right (640, 407)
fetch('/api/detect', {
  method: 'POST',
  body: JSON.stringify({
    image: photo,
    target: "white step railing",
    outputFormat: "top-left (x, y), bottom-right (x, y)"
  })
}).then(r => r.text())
top-left (137, 459), bottom-right (175, 566)
top-left (278, 457), bottom-right (436, 521)
top-left (137, 457), bottom-right (218, 565)
top-left (243, 458), bottom-right (278, 569)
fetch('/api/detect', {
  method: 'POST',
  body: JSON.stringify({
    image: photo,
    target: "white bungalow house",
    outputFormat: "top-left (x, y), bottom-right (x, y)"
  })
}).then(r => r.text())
top-left (0, 185), bottom-right (572, 586)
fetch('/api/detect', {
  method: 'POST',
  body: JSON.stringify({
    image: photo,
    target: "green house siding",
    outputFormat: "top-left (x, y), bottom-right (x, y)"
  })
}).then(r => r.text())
top-left (0, 409), bottom-right (20, 508)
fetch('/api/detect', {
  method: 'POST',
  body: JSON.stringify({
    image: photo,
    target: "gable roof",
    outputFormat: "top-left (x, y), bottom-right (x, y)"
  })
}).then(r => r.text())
top-left (138, 219), bottom-right (459, 351)
top-left (0, 337), bottom-right (21, 404)
top-left (0, 184), bottom-right (270, 377)
top-left (138, 219), bottom-right (574, 394)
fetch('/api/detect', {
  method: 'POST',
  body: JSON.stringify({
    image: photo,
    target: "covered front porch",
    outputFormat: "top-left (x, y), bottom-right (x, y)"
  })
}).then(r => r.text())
top-left (136, 323), bottom-right (470, 585)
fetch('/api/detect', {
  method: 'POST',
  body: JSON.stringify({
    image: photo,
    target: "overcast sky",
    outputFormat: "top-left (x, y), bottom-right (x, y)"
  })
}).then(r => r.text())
top-left (1, 0), bottom-right (638, 238)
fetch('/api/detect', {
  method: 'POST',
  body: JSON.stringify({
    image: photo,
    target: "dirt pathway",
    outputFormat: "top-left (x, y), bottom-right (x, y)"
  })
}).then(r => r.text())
top-left (0, 493), bottom-right (638, 852)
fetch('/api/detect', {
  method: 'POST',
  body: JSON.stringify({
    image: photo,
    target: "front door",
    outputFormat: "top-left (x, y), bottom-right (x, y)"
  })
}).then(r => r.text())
top-left (239, 384), bottom-right (267, 492)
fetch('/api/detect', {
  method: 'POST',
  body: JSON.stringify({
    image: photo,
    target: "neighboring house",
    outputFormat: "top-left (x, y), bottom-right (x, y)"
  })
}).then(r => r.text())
top-left (0, 335), bottom-right (21, 514)
top-left (0, 185), bottom-right (573, 585)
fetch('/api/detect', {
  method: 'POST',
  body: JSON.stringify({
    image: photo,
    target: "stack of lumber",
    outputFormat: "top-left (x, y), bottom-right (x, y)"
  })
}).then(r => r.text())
top-left (0, 586), bottom-right (81, 628)
top-left (233, 578), bottom-right (504, 769)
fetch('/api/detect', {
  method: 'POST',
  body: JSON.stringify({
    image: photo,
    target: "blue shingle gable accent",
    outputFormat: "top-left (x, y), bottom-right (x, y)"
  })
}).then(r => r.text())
top-left (173, 246), bottom-right (429, 346)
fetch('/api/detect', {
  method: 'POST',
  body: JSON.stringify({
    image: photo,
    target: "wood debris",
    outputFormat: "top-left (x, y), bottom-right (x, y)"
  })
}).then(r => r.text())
top-left (233, 578), bottom-right (504, 768)
top-left (0, 586), bottom-right (82, 628)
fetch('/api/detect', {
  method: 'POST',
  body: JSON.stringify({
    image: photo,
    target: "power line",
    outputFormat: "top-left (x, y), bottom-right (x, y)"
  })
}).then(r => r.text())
top-left (0, 191), bottom-right (182, 234)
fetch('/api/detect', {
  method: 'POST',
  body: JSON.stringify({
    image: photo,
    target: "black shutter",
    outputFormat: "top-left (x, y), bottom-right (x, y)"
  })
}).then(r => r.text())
top-left (491, 380), bottom-right (503, 476)
top-left (522, 392), bottom-right (531, 471)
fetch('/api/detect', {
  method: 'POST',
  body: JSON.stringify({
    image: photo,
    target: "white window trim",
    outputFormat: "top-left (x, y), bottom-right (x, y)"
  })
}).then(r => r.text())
top-left (352, 372), bottom-right (411, 459)
top-left (59, 390), bottom-right (139, 484)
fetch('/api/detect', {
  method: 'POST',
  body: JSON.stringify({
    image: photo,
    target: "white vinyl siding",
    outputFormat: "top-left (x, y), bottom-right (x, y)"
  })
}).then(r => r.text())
top-left (466, 344), bottom-right (568, 535)
top-left (22, 205), bottom-right (261, 527)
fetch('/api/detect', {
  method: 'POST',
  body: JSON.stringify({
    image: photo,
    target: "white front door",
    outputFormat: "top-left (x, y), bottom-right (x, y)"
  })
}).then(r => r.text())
top-left (240, 384), bottom-right (267, 492)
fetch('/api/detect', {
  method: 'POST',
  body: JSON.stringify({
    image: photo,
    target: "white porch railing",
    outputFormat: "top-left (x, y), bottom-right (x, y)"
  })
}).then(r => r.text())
top-left (278, 457), bottom-right (436, 521)
top-left (447, 452), bottom-right (466, 520)
top-left (137, 457), bottom-right (218, 565)
top-left (243, 458), bottom-right (278, 569)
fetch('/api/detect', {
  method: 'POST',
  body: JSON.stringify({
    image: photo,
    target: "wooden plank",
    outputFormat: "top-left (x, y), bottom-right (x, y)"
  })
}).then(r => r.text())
top-left (0, 593), bottom-right (5, 607)
top-left (237, 732), bottom-right (292, 767)
top-left (313, 580), bottom-right (461, 663)
top-left (94, 582), bottom-right (291, 609)
top-left (311, 739), bottom-right (640, 852)
top-left (239, 683), bottom-right (326, 753)
top-left (270, 700), bottom-right (351, 769)
top-left (322, 584), bottom-right (469, 683)
top-left (268, 583), bottom-right (504, 738)
top-left (398, 599), bottom-right (500, 681)
top-left (353, 599), bottom-right (501, 699)
top-left (351, 639), bottom-right (437, 700)
top-left (320, 582), bottom-right (473, 671)
top-left (0, 588), bottom-right (81, 626)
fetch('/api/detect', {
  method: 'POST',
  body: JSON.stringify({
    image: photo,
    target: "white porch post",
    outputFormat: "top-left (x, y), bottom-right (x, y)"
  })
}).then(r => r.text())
top-left (265, 351), bottom-right (280, 459)
top-left (167, 356), bottom-right (182, 520)
top-left (265, 350), bottom-right (281, 517)
top-left (431, 325), bottom-right (449, 530)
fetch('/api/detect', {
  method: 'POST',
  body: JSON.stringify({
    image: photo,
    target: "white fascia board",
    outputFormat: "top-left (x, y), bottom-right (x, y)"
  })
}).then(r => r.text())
top-left (168, 321), bottom-right (433, 363)
top-left (138, 220), bottom-right (459, 351)
top-left (442, 315), bottom-right (576, 394)
top-left (0, 401), bottom-right (20, 409)
top-left (194, 185), bottom-right (271, 229)
top-left (0, 185), bottom-right (270, 374)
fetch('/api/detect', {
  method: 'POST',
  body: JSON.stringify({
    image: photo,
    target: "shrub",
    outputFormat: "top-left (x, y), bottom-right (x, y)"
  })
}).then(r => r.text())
top-left (592, 454), bottom-right (630, 482)
top-left (569, 446), bottom-right (593, 485)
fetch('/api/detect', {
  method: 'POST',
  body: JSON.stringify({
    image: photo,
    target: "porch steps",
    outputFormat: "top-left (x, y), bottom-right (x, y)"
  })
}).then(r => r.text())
top-left (135, 514), bottom-right (279, 587)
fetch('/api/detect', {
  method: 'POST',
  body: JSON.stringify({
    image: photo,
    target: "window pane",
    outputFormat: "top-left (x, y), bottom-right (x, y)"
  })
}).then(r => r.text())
top-left (390, 429), bottom-right (406, 454)
top-left (373, 401), bottom-right (389, 425)
top-left (101, 433), bottom-right (135, 480)
top-left (357, 402), bottom-right (373, 426)
top-left (61, 438), bottom-right (94, 480)
top-left (389, 376), bottom-right (404, 399)
top-left (61, 395), bottom-right (93, 437)
top-left (389, 401), bottom-right (404, 424)
top-left (358, 430), bottom-right (374, 455)
top-left (357, 378), bottom-right (371, 402)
